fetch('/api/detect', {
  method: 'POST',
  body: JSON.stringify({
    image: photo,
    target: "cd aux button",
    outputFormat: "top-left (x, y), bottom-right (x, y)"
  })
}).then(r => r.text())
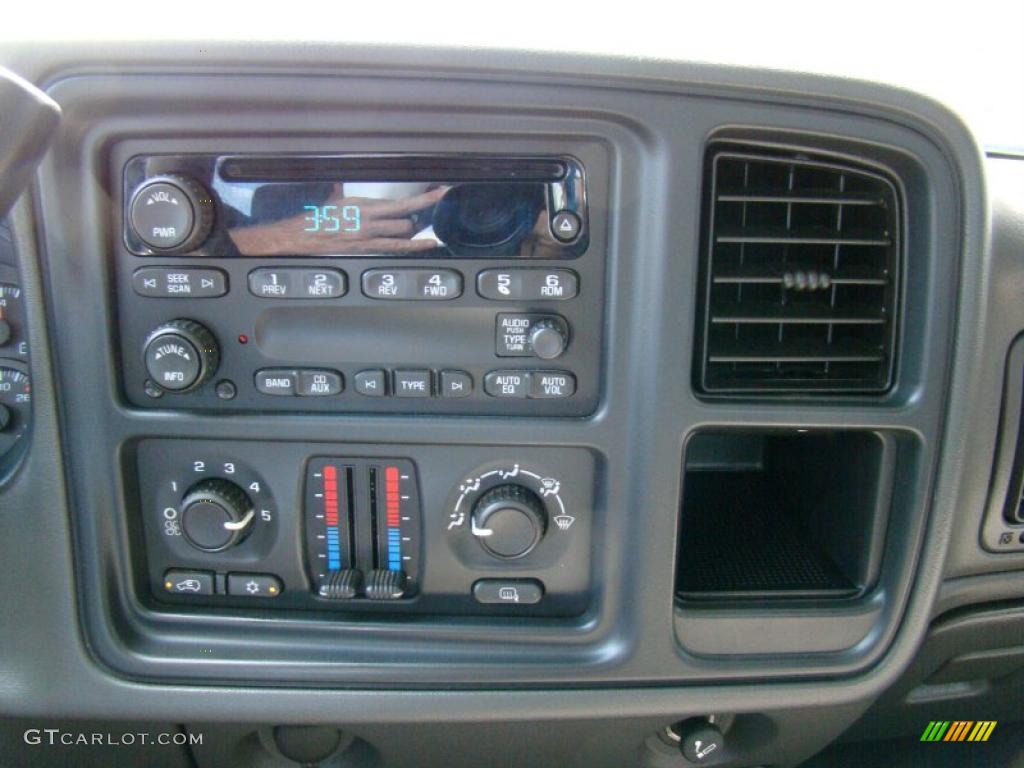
top-left (297, 370), bottom-right (343, 396)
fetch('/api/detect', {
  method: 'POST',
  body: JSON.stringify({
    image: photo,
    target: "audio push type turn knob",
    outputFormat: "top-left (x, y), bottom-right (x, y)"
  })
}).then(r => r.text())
top-left (528, 318), bottom-right (568, 360)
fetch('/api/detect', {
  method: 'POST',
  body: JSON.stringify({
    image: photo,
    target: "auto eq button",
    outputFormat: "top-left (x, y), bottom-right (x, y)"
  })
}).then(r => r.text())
top-left (484, 370), bottom-right (530, 398)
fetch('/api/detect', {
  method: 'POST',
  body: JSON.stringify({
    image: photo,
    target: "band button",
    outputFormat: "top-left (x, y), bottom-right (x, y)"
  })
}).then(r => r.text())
top-left (255, 369), bottom-right (298, 396)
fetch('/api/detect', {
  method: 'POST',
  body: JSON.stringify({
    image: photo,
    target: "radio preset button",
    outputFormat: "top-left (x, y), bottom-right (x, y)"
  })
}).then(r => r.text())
top-left (529, 371), bottom-right (576, 399)
top-left (362, 268), bottom-right (463, 301)
top-left (299, 269), bottom-right (346, 298)
top-left (394, 369), bottom-right (432, 397)
top-left (133, 267), bottom-right (227, 298)
top-left (477, 269), bottom-right (579, 301)
top-left (484, 370), bottom-right (530, 398)
top-left (248, 268), bottom-right (294, 298)
top-left (354, 369), bottom-right (387, 396)
top-left (297, 370), bottom-right (343, 396)
top-left (248, 268), bottom-right (347, 299)
top-left (440, 370), bottom-right (473, 398)
top-left (255, 369), bottom-right (298, 396)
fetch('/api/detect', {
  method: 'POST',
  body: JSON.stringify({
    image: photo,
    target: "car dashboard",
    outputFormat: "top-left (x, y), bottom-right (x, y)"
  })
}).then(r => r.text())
top-left (0, 40), bottom-right (1021, 768)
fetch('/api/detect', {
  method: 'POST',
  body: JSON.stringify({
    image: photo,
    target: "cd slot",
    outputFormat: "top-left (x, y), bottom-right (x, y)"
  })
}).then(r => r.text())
top-left (219, 155), bottom-right (568, 183)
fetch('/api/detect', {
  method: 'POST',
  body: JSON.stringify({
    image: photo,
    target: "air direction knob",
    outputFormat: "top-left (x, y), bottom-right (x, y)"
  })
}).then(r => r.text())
top-left (471, 484), bottom-right (548, 559)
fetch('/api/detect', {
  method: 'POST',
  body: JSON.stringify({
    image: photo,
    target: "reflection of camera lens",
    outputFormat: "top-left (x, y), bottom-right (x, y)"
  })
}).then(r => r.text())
top-left (433, 183), bottom-right (543, 255)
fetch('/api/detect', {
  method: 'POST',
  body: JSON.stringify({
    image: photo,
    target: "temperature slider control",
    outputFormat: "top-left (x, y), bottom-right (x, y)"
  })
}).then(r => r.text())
top-left (304, 458), bottom-right (421, 602)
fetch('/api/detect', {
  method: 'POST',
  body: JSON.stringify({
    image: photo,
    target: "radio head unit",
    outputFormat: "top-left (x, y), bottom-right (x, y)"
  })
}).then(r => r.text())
top-left (115, 151), bottom-right (605, 417)
top-left (124, 154), bottom-right (589, 259)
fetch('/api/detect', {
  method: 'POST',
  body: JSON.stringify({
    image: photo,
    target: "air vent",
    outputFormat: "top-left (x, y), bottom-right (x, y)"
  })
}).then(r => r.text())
top-left (696, 147), bottom-right (901, 394)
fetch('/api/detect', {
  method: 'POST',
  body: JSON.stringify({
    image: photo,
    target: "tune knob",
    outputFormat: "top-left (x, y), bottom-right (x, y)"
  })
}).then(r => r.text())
top-left (471, 484), bottom-right (547, 559)
top-left (143, 319), bottom-right (219, 393)
top-left (128, 174), bottom-right (214, 252)
top-left (529, 318), bottom-right (568, 360)
top-left (180, 479), bottom-right (255, 552)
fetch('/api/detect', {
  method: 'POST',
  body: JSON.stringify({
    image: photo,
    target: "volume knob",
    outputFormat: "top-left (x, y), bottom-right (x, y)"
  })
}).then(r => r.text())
top-left (128, 174), bottom-right (214, 253)
top-left (471, 484), bottom-right (547, 559)
top-left (143, 319), bottom-right (220, 393)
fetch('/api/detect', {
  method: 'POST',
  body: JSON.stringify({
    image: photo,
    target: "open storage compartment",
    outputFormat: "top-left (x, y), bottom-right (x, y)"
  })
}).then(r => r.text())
top-left (677, 430), bottom-right (891, 601)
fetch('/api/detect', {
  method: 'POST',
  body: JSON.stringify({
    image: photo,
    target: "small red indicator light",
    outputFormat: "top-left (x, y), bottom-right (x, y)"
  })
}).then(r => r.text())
top-left (237, 334), bottom-right (249, 344)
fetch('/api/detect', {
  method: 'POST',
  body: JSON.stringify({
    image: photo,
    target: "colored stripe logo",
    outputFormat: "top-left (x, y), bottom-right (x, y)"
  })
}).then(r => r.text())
top-left (921, 721), bottom-right (996, 742)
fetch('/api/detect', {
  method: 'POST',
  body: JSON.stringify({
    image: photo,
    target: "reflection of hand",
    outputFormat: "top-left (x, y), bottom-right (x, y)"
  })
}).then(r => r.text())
top-left (228, 184), bottom-right (449, 256)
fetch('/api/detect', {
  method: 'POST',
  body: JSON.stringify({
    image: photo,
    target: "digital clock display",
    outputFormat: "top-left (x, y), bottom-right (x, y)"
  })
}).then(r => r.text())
top-left (303, 204), bottom-right (361, 234)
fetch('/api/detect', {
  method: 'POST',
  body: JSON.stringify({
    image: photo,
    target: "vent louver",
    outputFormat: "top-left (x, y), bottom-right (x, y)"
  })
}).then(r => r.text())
top-left (696, 147), bottom-right (901, 394)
